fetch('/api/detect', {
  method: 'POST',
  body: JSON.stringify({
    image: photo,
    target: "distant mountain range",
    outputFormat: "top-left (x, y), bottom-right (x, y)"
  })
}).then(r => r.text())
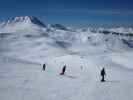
top-left (0, 16), bottom-right (133, 52)
top-left (0, 16), bottom-right (133, 34)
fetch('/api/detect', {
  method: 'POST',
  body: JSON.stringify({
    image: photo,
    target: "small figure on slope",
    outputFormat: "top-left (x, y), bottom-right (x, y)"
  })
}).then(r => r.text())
top-left (100, 67), bottom-right (106, 82)
top-left (42, 63), bottom-right (46, 71)
top-left (60, 65), bottom-right (66, 75)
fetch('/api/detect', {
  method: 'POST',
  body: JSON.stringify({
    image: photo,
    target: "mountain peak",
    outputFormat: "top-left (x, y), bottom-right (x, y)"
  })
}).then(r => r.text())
top-left (1, 16), bottom-right (46, 27)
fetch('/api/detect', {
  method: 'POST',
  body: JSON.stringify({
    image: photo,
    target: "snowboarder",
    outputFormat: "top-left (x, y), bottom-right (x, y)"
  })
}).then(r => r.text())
top-left (60, 65), bottom-right (66, 75)
top-left (100, 67), bottom-right (106, 82)
top-left (42, 63), bottom-right (46, 71)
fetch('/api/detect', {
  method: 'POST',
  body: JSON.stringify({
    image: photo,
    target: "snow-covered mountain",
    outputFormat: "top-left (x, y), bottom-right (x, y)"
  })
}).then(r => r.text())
top-left (0, 16), bottom-right (47, 33)
top-left (0, 16), bottom-right (46, 27)
top-left (0, 16), bottom-right (71, 34)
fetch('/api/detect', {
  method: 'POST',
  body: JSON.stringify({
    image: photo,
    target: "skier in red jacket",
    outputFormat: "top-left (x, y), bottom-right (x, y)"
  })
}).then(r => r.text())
top-left (60, 65), bottom-right (66, 75)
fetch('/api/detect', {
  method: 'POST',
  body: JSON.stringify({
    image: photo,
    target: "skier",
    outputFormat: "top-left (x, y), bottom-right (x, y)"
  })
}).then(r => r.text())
top-left (42, 63), bottom-right (46, 71)
top-left (60, 65), bottom-right (66, 75)
top-left (100, 67), bottom-right (106, 82)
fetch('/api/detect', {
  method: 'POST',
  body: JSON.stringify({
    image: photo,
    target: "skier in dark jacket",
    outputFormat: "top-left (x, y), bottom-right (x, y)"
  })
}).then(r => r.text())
top-left (100, 68), bottom-right (106, 82)
top-left (42, 63), bottom-right (46, 71)
top-left (60, 65), bottom-right (66, 75)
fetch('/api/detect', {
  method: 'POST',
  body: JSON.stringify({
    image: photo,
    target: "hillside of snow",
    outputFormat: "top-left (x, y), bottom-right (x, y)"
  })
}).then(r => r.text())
top-left (0, 16), bottom-right (133, 100)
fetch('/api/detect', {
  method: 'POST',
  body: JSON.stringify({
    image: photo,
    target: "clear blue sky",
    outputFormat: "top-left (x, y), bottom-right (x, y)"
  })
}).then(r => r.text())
top-left (0, 0), bottom-right (133, 27)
